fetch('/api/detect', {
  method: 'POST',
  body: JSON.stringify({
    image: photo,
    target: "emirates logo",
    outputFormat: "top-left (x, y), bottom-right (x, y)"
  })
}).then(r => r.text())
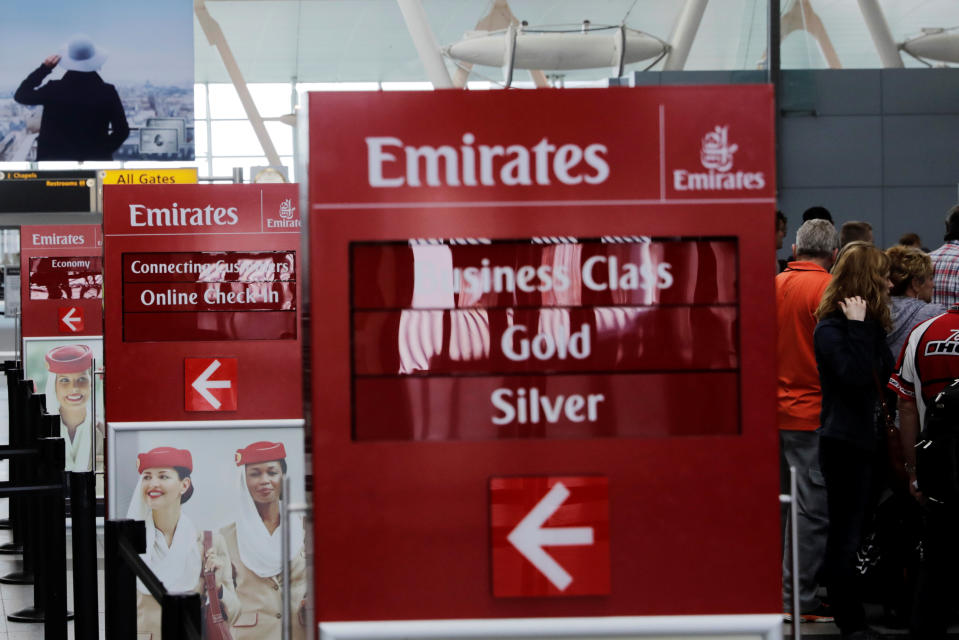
top-left (279, 198), bottom-right (295, 220)
top-left (700, 126), bottom-right (738, 172)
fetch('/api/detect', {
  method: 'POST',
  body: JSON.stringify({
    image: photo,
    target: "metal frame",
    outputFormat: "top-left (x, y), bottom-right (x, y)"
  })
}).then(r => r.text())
top-left (319, 615), bottom-right (784, 640)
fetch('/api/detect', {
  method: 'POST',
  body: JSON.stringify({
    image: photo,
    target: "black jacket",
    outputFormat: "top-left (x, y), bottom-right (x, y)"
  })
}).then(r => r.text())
top-left (814, 311), bottom-right (894, 452)
top-left (14, 65), bottom-right (129, 161)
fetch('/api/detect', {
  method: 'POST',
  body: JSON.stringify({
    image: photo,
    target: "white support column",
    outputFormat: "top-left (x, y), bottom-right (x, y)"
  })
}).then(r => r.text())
top-left (396, 0), bottom-right (454, 89)
top-left (662, 0), bottom-right (709, 71)
top-left (194, 0), bottom-right (283, 167)
top-left (857, 0), bottom-right (905, 68)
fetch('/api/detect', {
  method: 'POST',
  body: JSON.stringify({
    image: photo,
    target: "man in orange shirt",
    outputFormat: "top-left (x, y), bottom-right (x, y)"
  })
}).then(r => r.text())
top-left (777, 218), bottom-right (838, 621)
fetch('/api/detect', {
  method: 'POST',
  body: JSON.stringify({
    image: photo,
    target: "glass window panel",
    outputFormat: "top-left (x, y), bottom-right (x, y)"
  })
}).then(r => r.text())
top-left (211, 157), bottom-right (294, 181)
top-left (194, 84), bottom-right (207, 119)
top-left (381, 82), bottom-right (434, 91)
top-left (121, 159), bottom-right (205, 170)
top-left (210, 121), bottom-right (262, 156)
top-left (297, 82), bottom-right (379, 93)
top-left (208, 84), bottom-right (246, 119)
top-left (194, 124), bottom-right (208, 157)
top-left (264, 121), bottom-right (294, 156)
top-left (209, 121), bottom-right (293, 157)
top-left (248, 84), bottom-right (294, 118)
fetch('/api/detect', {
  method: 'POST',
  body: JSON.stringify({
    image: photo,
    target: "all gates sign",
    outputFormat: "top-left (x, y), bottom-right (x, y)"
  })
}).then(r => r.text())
top-left (309, 86), bottom-right (780, 621)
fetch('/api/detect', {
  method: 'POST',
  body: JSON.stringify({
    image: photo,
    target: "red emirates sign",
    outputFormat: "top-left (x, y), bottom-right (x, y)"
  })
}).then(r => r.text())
top-left (20, 225), bottom-right (103, 339)
top-left (491, 476), bottom-right (609, 597)
top-left (184, 357), bottom-right (237, 411)
top-left (310, 87), bottom-right (780, 622)
top-left (104, 184), bottom-right (302, 423)
top-left (58, 306), bottom-right (84, 333)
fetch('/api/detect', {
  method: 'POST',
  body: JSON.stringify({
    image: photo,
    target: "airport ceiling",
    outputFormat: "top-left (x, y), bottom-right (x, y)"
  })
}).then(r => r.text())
top-left (194, 0), bottom-right (957, 85)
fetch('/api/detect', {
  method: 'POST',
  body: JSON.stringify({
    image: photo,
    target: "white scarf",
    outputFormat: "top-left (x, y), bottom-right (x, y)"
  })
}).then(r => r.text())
top-left (235, 467), bottom-right (304, 578)
top-left (45, 374), bottom-right (93, 472)
top-left (127, 477), bottom-right (202, 594)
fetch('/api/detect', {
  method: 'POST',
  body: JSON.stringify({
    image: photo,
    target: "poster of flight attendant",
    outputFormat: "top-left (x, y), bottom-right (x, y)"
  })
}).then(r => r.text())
top-left (109, 423), bottom-right (307, 639)
top-left (22, 337), bottom-right (104, 475)
top-left (0, 0), bottom-right (193, 162)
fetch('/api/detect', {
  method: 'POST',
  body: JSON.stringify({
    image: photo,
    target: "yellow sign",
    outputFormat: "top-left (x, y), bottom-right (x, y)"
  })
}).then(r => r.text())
top-left (100, 168), bottom-right (198, 185)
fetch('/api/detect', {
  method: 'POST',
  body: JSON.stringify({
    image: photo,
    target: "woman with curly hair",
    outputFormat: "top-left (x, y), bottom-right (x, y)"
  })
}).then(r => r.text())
top-left (814, 241), bottom-right (895, 639)
top-left (885, 245), bottom-right (945, 358)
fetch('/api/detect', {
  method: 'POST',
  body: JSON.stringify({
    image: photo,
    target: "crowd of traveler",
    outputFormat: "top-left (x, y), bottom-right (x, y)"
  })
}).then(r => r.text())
top-left (776, 204), bottom-right (959, 640)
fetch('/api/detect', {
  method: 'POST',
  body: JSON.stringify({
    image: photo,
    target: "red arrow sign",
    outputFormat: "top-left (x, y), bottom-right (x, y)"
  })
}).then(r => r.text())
top-left (490, 475), bottom-right (609, 597)
top-left (58, 306), bottom-right (84, 333)
top-left (184, 357), bottom-right (237, 411)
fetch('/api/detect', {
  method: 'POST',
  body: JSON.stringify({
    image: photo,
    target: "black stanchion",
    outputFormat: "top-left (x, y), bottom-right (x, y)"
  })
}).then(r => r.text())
top-left (104, 518), bottom-right (202, 639)
top-left (7, 392), bottom-right (44, 617)
top-left (7, 408), bottom-right (73, 625)
top-left (69, 471), bottom-right (98, 640)
top-left (0, 373), bottom-right (26, 559)
top-left (0, 360), bottom-right (18, 531)
top-left (105, 519), bottom-right (144, 640)
top-left (0, 436), bottom-right (69, 637)
top-left (38, 437), bottom-right (66, 640)
top-left (162, 592), bottom-right (202, 640)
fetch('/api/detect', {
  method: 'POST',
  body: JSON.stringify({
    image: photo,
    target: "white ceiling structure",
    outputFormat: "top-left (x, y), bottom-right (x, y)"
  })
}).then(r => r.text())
top-left (194, 0), bottom-right (958, 86)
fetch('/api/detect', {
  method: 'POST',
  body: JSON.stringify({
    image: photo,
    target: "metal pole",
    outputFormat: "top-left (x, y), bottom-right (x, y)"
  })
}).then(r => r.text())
top-left (790, 465), bottom-right (800, 639)
top-left (90, 359), bottom-right (98, 472)
top-left (856, 0), bottom-right (904, 68)
top-left (282, 475), bottom-right (292, 640)
top-left (769, 0), bottom-right (782, 192)
top-left (396, 0), bottom-right (455, 88)
top-left (70, 471), bottom-right (98, 640)
top-left (14, 309), bottom-right (20, 362)
top-left (662, 0), bottom-right (709, 71)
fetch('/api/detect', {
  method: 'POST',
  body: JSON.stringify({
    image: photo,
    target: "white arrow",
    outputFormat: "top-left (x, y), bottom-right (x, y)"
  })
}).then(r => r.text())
top-left (191, 359), bottom-right (231, 409)
top-left (61, 308), bottom-right (81, 332)
top-left (506, 481), bottom-right (594, 591)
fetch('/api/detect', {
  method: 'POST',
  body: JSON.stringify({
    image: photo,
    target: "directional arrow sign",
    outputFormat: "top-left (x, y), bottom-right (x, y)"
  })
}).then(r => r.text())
top-left (58, 306), bottom-right (84, 333)
top-left (491, 476), bottom-right (609, 597)
top-left (184, 357), bottom-right (238, 411)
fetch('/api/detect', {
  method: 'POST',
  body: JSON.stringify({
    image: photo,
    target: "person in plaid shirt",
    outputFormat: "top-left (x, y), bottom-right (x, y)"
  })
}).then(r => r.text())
top-left (929, 204), bottom-right (959, 308)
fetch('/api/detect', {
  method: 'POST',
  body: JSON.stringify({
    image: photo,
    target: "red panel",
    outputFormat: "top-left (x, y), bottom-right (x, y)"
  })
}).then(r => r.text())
top-left (490, 476), bottom-right (610, 597)
top-left (351, 240), bottom-right (738, 309)
top-left (103, 184), bottom-right (302, 422)
top-left (353, 372), bottom-right (739, 441)
top-left (122, 282), bottom-right (296, 312)
top-left (352, 306), bottom-right (738, 375)
top-left (122, 251), bottom-right (295, 283)
top-left (310, 87), bottom-right (779, 622)
top-left (20, 225), bottom-right (103, 338)
top-left (122, 311), bottom-right (297, 342)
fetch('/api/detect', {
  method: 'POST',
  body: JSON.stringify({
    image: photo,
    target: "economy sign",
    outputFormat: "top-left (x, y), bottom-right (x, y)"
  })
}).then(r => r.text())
top-left (309, 86), bottom-right (779, 622)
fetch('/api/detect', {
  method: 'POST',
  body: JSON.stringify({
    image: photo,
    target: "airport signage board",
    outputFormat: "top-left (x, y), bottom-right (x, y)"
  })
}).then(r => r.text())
top-left (99, 168), bottom-right (199, 185)
top-left (308, 86), bottom-right (779, 621)
top-left (102, 183), bottom-right (302, 423)
top-left (0, 171), bottom-right (96, 213)
top-left (20, 225), bottom-right (103, 338)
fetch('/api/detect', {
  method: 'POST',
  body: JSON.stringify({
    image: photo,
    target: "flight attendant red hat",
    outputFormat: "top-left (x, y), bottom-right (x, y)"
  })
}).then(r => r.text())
top-left (45, 345), bottom-right (93, 374)
top-left (235, 441), bottom-right (286, 466)
top-left (136, 447), bottom-right (193, 473)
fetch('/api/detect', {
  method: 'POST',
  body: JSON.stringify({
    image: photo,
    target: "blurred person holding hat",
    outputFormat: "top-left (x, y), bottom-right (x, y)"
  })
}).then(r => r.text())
top-left (14, 34), bottom-right (129, 161)
top-left (221, 441), bottom-right (307, 638)
top-left (127, 447), bottom-right (239, 639)
top-left (43, 344), bottom-right (101, 472)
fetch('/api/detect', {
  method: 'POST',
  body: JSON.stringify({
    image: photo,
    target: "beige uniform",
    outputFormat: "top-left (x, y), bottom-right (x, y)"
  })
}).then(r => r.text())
top-left (221, 522), bottom-right (308, 640)
top-left (136, 530), bottom-right (239, 640)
